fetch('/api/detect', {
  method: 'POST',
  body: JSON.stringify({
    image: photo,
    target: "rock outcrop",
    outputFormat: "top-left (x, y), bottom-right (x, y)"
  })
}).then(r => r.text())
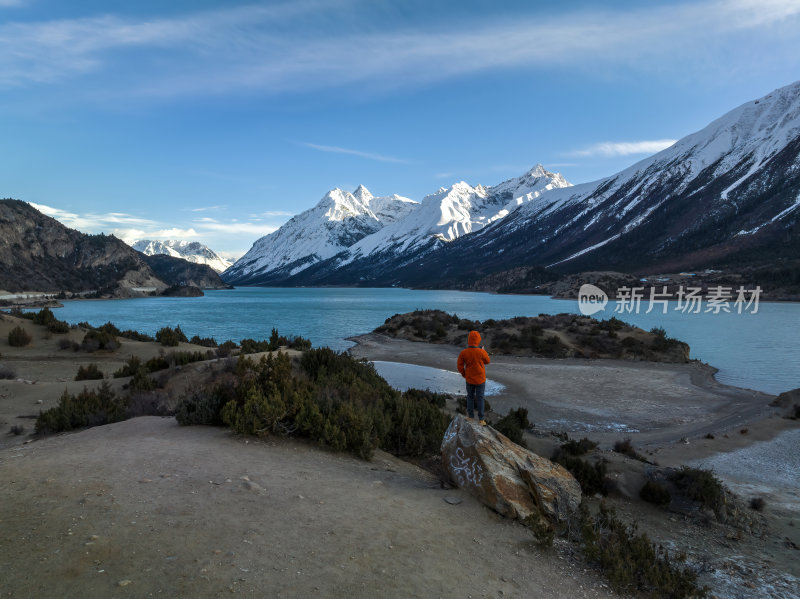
top-left (441, 414), bottom-right (581, 524)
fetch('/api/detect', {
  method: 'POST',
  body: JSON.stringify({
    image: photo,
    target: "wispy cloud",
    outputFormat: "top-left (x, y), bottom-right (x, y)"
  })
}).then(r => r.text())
top-left (28, 202), bottom-right (281, 253)
top-left (2, 0), bottom-right (797, 97)
top-left (569, 139), bottom-right (677, 158)
top-left (300, 142), bottom-right (407, 164)
top-left (29, 202), bottom-right (159, 230)
top-left (189, 205), bottom-right (227, 213)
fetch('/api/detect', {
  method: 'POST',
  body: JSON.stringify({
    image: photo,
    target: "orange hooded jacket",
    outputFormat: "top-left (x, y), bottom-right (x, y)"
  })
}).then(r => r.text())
top-left (457, 331), bottom-right (491, 385)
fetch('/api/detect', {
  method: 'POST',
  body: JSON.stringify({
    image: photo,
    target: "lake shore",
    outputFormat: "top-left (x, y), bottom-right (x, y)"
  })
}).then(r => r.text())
top-left (348, 332), bottom-right (791, 449)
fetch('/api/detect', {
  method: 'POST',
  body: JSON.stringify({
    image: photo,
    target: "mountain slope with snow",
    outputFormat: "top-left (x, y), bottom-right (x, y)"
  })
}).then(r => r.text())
top-left (132, 239), bottom-right (232, 273)
top-left (221, 186), bottom-right (418, 285)
top-left (345, 80), bottom-right (800, 287)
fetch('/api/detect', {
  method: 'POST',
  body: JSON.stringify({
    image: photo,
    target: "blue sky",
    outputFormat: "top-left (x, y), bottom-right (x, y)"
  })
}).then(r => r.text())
top-left (2, 0), bottom-right (800, 258)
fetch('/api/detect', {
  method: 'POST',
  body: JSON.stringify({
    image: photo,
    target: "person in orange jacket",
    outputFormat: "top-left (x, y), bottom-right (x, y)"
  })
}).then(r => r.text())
top-left (457, 330), bottom-right (491, 425)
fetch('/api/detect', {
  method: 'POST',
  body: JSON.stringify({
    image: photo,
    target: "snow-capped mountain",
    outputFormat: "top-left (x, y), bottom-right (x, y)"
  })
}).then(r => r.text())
top-left (221, 186), bottom-right (418, 285)
top-left (224, 80), bottom-right (800, 289)
top-left (132, 239), bottom-right (232, 273)
top-left (329, 165), bottom-right (571, 273)
top-left (380, 79), bottom-right (800, 286)
top-left (222, 165), bottom-right (569, 286)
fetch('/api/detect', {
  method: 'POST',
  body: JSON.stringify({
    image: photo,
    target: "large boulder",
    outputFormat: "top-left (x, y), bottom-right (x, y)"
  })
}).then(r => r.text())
top-left (441, 414), bottom-right (581, 524)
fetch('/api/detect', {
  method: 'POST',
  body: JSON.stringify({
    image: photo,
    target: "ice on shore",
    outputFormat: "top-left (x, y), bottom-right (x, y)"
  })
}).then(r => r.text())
top-left (689, 428), bottom-right (800, 513)
top-left (372, 361), bottom-right (504, 396)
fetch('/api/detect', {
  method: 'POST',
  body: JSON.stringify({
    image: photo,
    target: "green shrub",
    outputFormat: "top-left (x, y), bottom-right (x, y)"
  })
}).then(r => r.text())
top-left (113, 355), bottom-right (142, 378)
top-left (493, 407), bottom-right (530, 447)
top-left (81, 329), bottom-right (119, 352)
top-left (75, 363), bottom-right (104, 381)
top-left (189, 335), bottom-right (218, 348)
top-left (614, 438), bottom-right (648, 462)
top-left (640, 481), bottom-right (671, 506)
top-left (552, 452), bottom-right (608, 496)
top-left (560, 437), bottom-right (599, 456)
top-left (129, 367), bottom-right (157, 392)
top-left (581, 502), bottom-right (706, 597)
top-left (668, 467), bottom-right (726, 513)
top-left (180, 347), bottom-right (449, 461)
top-left (175, 385), bottom-right (233, 426)
top-left (156, 325), bottom-right (188, 347)
top-left (35, 382), bottom-right (127, 434)
top-left (120, 329), bottom-right (155, 342)
top-left (216, 340), bottom-right (237, 357)
top-left (8, 325), bottom-right (32, 347)
top-left (32, 308), bottom-right (69, 333)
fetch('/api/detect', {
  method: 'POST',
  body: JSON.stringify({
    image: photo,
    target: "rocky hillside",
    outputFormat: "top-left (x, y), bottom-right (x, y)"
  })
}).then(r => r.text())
top-left (141, 254), bottom-right (232, 291)
top-left (0, 199), bottom-right (228, 296)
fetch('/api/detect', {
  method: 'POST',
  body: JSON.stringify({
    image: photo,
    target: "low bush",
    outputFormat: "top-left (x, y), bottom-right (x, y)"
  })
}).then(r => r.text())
top-left (9, 424), bottom-right (25, 435)
top-left (613, 438), bottom-right (649, 462)
top-left (175, 385), bottom-right (233, 426)
top-left (559, 437), bottom-right (599, 456)
top-left (36, 382), bottom-right (127, 434)
top-left (552, 451), bottom-right (608, 496)
top-left (0, 363), bottom-right (16, 379)
top-left (75, 363), bottom-right (104, 381)
top-left (156, 325), bottom-right (188, 347)
top-left (31, 307), bottom-right (70, 334)
top-left (493, 407), bottom-right (530, 447)
top-left (113, 355), bottom-right (142, 378)
top-left (8, 325), bottom-right (32, 347)
top-left (581, 502), bottom-right (706, 597)
top-left (749, 496), bottom-right (766, 512)
top-left (81, 329), bottom-right (119, 352)
top-left (120, 329), bottom-right (155, 342)
top-left (129, 368), bottom-right (157, 392)
top-left (640, 481), bottom-right (671, 506)
top-left (668, 466), bottom-right (726, 513)
top-left (189, 335), bottom-right (218, 348)
top-left (216, 340), bottom-right (237, 357)
top-left (178, 347), bottom-right (449, 461)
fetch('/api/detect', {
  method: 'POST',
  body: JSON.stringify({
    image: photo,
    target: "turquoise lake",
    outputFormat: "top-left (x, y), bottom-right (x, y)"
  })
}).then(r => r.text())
top-left (52, 287), bottom-right (800, 396)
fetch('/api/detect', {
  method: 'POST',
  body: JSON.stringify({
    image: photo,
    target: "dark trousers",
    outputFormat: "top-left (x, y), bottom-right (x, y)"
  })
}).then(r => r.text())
top-left (466, 382), bottom-right (485, 420)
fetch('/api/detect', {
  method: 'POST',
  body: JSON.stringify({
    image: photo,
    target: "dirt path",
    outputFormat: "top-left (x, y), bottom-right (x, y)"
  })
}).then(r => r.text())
top-left (0, 417), bottom-right (618, 599)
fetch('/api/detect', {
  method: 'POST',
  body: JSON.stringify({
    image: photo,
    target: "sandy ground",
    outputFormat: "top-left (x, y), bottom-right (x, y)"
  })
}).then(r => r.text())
top-left (1, 417), bottom-right (617, 599)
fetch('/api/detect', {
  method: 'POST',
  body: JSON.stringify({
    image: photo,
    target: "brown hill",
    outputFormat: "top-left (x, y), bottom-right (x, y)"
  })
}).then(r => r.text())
top-left (0, 199), bottom-right (227, 297)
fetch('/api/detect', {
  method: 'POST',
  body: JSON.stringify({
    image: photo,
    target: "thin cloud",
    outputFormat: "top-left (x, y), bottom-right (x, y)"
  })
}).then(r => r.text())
top-left (189, 205), bottom-right (227, 212)
top-left (29, 202), bottom-right (158, 230)
top-left (2, 0), bottom-right (797, 97)
top-left (300, 142), bottom-right (407, 164)
top-left (29, 201), bottom-right (278, 249)
top-left (569, 139), bottom-right (678, 158)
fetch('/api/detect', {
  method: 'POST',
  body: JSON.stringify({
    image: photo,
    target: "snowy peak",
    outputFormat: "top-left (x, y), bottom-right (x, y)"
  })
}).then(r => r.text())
top-left (131, 239), bottom-right (232, 273)
top-left (353, 184), bottom-right (373, 204)
top-left (221, 186), bottom-right (418, 284)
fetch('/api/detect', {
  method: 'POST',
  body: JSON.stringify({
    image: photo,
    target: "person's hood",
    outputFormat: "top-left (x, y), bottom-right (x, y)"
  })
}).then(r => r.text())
top-left (468, 330), bottom-right (481, 347)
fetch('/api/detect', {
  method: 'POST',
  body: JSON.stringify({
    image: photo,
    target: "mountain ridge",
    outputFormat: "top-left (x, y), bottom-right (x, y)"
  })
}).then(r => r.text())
top-left (223, 80), bottom-right (800, 289)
